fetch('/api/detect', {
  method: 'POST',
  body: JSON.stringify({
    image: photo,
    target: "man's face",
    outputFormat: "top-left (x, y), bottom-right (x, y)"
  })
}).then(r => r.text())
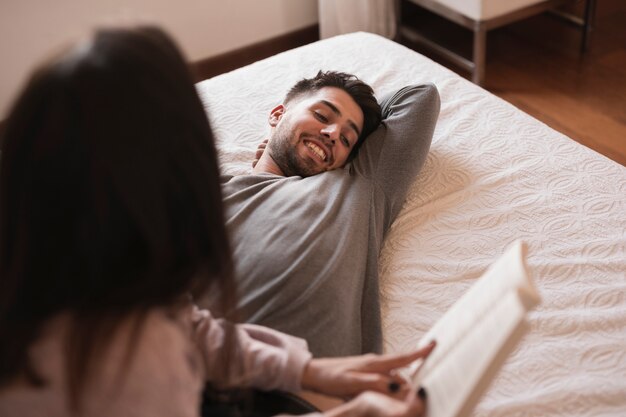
top-left (267, 87), bottom-right (364, 177)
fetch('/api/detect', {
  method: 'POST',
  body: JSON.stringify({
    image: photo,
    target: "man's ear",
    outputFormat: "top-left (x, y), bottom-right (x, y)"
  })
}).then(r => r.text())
top-left (268, 105), bottom-right (285, 127)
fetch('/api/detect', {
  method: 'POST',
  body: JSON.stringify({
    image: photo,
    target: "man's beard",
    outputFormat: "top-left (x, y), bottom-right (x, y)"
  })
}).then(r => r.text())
top-left (268, 125), bottom-right (323, 177)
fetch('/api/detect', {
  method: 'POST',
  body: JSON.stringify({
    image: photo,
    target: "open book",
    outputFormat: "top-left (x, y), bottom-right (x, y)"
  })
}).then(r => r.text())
top-left (408, 240), bottom-right (540, 417)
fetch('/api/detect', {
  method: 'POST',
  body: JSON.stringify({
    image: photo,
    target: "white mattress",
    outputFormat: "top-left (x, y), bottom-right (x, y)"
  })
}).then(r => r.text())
top-left (196, 32), bottom-right (626, 417)
top-left (411, 0), bottom-right (547, 21)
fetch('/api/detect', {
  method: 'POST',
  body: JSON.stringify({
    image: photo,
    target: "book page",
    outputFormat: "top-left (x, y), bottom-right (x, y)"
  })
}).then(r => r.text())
top-left (423, 290), bottom-right (530, 417)
top-left (408, 241), bottom-right (538, 373)
top-left (408, 240), bottom-right (541, 417)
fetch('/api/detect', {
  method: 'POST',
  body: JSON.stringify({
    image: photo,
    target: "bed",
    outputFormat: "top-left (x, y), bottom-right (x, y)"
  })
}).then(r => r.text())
top-left (195, 32), bottom-right (626, 416)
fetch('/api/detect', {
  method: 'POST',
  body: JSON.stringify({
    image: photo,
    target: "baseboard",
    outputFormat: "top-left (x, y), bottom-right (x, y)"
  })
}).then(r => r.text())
top-left (191, 24), bottom-right (319, 82)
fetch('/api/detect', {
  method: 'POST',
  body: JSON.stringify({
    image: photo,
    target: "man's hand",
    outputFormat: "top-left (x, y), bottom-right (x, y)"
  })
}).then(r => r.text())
top-left (301, 341), bottom-right (436, 399)
top-left (252, 139), bottom-right (269, 168)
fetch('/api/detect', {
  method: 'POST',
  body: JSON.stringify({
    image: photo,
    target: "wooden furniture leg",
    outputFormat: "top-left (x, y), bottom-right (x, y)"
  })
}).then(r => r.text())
top-left (581, 0), bottom-right (596, 52)
top-left (473, 23), bottom-right (487, 85)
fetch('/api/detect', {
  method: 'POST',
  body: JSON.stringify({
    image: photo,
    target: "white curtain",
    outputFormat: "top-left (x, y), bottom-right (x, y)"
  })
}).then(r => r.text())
top-left (318, 0), bottom-right (397, 39)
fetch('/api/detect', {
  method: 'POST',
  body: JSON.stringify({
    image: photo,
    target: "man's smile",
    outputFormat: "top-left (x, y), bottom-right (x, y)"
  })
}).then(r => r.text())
top-left (302, 137), bottom-right (332, 165)
top-left (304, 140), bottom-right (327, 162)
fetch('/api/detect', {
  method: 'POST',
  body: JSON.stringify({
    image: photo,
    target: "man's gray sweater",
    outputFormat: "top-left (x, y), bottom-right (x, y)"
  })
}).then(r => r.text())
top-left (218, 84), bottom-right (440, 357)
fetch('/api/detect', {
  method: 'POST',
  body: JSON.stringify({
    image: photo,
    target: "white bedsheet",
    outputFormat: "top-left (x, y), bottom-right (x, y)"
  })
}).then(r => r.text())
top-left (196, 32), bottom-right (626, 417)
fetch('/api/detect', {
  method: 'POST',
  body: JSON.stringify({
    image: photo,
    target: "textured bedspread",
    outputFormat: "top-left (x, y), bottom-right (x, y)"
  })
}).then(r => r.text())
top-left (196, 32), bottom-right (626, 417)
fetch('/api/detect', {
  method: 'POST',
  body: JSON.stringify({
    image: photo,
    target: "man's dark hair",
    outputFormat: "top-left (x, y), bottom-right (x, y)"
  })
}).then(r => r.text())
top-left (284, 70), bottom-right (382, 158)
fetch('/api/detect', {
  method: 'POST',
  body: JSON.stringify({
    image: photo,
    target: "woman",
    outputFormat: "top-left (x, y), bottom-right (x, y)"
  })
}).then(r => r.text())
top-left (0, 26), bottom-right (433, 417)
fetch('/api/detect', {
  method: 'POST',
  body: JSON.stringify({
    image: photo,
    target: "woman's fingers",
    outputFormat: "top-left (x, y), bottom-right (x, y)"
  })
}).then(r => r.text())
top-left (335, 341), bottom-right (437, 396)
top-left (303, 341), bottom-right (436, 400)
top-left (346, 391), bottom-right (426, 417)
top-left (361, 341), bottom-right (437, 373)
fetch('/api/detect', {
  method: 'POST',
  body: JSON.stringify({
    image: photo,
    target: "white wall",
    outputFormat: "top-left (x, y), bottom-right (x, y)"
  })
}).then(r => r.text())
top-left (0, 0), bottom-right (319, 119)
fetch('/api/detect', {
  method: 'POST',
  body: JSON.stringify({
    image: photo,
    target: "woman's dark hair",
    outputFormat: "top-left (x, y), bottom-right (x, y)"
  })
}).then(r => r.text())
top-left (284, 70), bottom-right (382, 159)
top-left (0, 26), bottom-right (235, 407)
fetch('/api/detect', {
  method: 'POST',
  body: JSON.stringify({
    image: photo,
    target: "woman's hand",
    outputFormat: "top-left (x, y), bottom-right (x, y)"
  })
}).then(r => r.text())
top-left (301, 341), bottom-right (435, 399)
top-left (325, 389), bottom-right (427, 417)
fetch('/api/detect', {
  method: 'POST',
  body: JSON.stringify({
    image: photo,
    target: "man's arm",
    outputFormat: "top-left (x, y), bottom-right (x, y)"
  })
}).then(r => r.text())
top-left (352, 84), bottom-right (440, 223)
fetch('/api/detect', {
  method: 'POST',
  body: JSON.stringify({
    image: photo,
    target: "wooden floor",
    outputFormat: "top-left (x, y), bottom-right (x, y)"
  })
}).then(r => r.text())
top-left (400, 0), bottom-right (626, 167)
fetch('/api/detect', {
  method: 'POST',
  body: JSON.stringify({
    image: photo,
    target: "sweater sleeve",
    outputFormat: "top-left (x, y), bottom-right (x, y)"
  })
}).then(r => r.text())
top-left (352, 83), bottom-right (440, 225)
top-left (188, 305), bottom-right (313, 392)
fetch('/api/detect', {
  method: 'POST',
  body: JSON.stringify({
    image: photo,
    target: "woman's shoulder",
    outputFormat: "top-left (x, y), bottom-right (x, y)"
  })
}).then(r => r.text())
top-left (0, 308), bottom-right (204, 417)
top-left (87, 307), bottom-right (204, 415)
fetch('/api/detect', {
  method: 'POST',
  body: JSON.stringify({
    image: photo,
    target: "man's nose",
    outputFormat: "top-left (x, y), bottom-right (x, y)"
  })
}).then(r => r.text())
top-left (321, 125), bottom-right (340, 144)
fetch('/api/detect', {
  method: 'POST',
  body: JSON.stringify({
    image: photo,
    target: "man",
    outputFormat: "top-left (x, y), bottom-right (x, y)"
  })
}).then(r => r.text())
top-left (217, 71), bottom-right (440, 357)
